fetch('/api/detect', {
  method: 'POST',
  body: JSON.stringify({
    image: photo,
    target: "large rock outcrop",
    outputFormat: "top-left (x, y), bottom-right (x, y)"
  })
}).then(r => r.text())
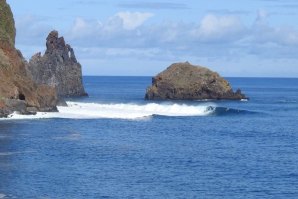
top-left (0, 0), bottom-right (15, 46)
top-left (145, 62), bottom-right (246, 100)
top-left (0, 0), bottom-right (58, 117)
top-left (26, 30), bottom-right (87, 97)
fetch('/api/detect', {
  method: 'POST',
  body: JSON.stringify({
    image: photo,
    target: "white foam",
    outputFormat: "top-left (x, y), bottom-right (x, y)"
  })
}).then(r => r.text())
top-left (241, 99), bottom-right (248, 102)
top-left (2, 102), bottom-right (215, 120)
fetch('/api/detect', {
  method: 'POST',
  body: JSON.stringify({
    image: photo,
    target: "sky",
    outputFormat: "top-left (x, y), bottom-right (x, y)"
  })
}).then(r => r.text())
top-left (6, 0), bottom-right (298, 77)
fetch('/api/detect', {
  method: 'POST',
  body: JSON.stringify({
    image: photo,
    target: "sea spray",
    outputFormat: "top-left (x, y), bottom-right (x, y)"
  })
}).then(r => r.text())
top-left (2, 102), bottom-right (216, 120)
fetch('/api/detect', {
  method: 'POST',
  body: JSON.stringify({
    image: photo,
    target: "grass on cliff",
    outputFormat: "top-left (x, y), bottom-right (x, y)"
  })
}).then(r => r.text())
top-left (0, 0), bottom-right (16, 45)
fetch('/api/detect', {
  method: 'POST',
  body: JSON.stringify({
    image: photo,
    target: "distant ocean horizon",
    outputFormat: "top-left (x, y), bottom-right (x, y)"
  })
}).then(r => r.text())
top-left (1, 76), bottom-right (298, 198)
top-left (83, 75), bottom-right (298, 78)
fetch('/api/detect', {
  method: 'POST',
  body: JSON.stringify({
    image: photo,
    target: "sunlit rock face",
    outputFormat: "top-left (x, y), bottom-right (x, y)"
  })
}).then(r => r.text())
top-left (145, 62), bottom-right (247, 100)
top-left (0, 0), bottom-right (58, 117)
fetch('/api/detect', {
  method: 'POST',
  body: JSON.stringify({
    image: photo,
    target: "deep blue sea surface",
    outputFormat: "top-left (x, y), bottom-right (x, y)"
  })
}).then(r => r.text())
top-left (0, 77), bottom-right (298, 199)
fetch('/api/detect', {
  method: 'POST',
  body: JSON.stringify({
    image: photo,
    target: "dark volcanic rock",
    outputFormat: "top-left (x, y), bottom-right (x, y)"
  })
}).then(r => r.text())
top-left (145, 62), bottom-right (247, 100)
top-left (27, 30), bottom-right (87, 97)
top-left (0, 0), bottom-right (58, 117)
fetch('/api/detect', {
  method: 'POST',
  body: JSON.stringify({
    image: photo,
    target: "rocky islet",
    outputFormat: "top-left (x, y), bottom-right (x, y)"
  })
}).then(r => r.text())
top-left (145, 62), bottom-right (246, 100)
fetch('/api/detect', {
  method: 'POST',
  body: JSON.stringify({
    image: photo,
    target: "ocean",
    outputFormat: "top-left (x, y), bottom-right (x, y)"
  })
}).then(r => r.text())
top-left (0, 76), bottom-right (298, 198)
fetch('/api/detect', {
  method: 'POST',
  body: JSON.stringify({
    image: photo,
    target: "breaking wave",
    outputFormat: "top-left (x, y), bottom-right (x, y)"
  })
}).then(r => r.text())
top-left (3, 102), bottom-right (216, 120)
top-left (210, 106), bottom-right (257, 116)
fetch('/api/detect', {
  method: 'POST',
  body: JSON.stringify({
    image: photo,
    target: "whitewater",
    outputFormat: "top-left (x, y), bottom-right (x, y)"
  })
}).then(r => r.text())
top-left (3, 101), bottom-right (216, 120)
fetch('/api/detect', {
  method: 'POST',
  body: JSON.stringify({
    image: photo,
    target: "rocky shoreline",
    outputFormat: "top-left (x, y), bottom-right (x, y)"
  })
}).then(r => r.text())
top-left (0, 0), bottom-right (248, 118)
top-left (0, 0), bottom-right (87, 118)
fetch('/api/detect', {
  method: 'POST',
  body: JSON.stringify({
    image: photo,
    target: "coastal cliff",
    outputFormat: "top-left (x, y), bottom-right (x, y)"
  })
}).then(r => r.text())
top-left (145, 62), bottom-right (246, 100)
top-left (26, 30), bottom-right (87, 97)
top-left (0, 0), bottom-right (58, 117)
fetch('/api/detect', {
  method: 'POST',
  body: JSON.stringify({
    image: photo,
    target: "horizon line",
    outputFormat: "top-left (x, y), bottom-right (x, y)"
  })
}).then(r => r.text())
top-left (82, 75), bottom-right (298, 79)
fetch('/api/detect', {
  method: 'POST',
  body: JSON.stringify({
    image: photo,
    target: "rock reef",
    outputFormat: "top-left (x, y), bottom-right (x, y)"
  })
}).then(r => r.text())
top-left (0, 0), bottom-right (58, 117)
top-left (145, 62), bottom-right (246, 100)
top-left (26, 30), bottom-right (87, 97)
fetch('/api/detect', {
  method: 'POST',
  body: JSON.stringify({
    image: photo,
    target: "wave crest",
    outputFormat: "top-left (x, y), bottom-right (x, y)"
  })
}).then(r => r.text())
top-left (3, 102), bottom-right (215, 120)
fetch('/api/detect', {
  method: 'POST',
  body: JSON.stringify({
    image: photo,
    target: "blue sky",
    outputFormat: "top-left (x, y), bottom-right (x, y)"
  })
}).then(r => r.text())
top-left (6, 0), bottom-right (298, 77)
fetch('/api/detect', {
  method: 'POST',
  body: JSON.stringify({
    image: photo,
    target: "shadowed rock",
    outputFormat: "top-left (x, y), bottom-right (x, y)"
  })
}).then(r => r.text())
top-left (27, 30), bottom-right (87, 97)
top-left (145, 62), bottom-right (247, 100)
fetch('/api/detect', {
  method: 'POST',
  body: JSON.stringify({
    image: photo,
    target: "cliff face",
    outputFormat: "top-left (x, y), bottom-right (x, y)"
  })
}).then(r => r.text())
top-left (27, 30), bottom-right (87, 97)
top-left (0, 0), bottom-right (15, 46)
top-left (145, 62), bottom-right (246, 100)
top-left (0, 0), bottom-right (58, 117)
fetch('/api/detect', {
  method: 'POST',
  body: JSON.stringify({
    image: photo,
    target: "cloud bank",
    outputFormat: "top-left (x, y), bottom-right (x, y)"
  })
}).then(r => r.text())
top-left (117, 2), bottom-right (189, 10)
top-left (61, 11), bottom-right (298, 59)
top-left (14, 10), bottom-right (298, 76)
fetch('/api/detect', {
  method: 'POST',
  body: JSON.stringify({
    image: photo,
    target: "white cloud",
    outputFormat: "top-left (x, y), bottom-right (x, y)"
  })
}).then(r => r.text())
top-left (70, 18), bottom-right (94, 38)
top-left (67, 12), bottom-right (154, 42)
top-left (193, 14), bottom-right (246, 42)
top-left (256, 9), bottom-right (268, 23)
top-left (252, 10), bottom-right (298, 48)
top-left (115, 12), bottom-right (154, 30)
top-left (15, 15), bottom-right (53, 45)
top-left (117, 2), bottom-right (189, 10)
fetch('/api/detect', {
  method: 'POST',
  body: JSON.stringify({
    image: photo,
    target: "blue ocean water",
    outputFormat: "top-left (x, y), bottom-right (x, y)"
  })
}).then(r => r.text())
top-left (0, 77), bottom-right (298, 199)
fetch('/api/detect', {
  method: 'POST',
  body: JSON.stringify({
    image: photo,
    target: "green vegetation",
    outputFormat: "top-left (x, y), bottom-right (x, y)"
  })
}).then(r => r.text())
top-left (0, 0), bottom-right (16, 46)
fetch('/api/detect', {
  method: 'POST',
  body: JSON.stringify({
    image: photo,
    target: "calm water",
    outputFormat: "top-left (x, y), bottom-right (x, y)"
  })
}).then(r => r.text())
top-left (0, 77), bottom-right (298, 198)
